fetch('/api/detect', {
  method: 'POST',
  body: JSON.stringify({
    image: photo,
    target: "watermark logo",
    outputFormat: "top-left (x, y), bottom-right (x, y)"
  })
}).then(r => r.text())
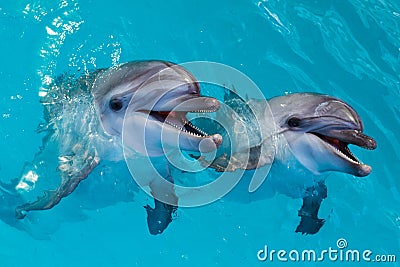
top-left (257, 238), bottom-right (397, 263)
top-left (121, 61), bottom-right (276, 207)
top-left (336, 238), bottom-right (348, 249)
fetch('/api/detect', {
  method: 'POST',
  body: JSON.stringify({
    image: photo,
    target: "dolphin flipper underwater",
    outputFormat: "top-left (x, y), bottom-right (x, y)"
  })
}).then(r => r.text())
top-left (0, 60), bottom-right (222, 235)
top-left (198, 92), bottom-right (377, 235)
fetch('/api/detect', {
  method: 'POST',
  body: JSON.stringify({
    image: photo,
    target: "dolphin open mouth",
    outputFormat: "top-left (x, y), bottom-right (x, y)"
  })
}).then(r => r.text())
top-left (311, 129), bottom-right (376, 166)
top-left (146, 95), bottom-right (221, 140)
top-left (150, 110), bottom-right (212, 137)
top-left (148, 107), bottom-right (223, 153)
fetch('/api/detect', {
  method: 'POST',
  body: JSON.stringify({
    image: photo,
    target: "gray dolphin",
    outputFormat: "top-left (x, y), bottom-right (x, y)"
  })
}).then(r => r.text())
top-left (1, 60), bottom-right (222, 235)
top-left (199, 92), bottom-right (376, 235)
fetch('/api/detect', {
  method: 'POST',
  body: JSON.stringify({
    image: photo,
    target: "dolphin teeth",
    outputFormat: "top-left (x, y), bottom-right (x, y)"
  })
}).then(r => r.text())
top-left (344, 146), bottom-right (364, 165)
top-left (333, 146), bottom-right (362, 165)
top-left (154, 110), bottom-right (210, 137)
top-left (312, 132), bottom-right (365, 165)
top-left (163, 118), bottom-right (209, 137)
top-left (185, 120), bottom-right (209, 137)
top-left (192, 109), bottom-right (217, 113)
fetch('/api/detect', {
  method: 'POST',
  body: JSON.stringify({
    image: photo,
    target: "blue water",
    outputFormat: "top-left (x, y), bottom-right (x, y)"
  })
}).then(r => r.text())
top-left (1, 0), bottom-right (399, 266)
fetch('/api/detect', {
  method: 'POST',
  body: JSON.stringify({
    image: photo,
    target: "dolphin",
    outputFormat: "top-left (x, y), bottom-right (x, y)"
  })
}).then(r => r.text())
top-left (1, 60), bottom-right (222, 235)
top-left (197, 92), bottom-right (376, 235)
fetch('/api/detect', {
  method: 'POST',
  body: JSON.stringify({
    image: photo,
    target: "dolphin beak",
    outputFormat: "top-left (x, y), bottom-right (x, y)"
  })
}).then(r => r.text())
top-left (157, 96), bottom-right (220, 113)
top-left (179, 97), bottom-right (220, 112)
top-left (316, 129), bottom-right (377, 150)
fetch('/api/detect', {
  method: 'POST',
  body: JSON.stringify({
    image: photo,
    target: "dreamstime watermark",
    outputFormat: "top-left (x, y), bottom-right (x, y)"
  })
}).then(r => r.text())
top-left (121, 61), bottom-right (276, 207)
top-left (257, 238), bottom-right (397, 263)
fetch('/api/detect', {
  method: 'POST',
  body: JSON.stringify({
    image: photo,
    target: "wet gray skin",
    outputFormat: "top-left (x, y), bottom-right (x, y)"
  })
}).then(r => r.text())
top-left (268, 93), bottom-right (376, 177)
top-left (202, 92), bottom-right (376, 235)
top-left (1, 61), bottom-right (222, 235)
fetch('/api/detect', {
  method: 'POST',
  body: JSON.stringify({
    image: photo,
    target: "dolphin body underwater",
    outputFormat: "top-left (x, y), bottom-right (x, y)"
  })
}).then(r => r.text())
top-left (0, 60), bottom-right (376, 236)
top-left (195, 92), bottom-right (377, 234)
top-left (0, 60), bottom-right (222, 235)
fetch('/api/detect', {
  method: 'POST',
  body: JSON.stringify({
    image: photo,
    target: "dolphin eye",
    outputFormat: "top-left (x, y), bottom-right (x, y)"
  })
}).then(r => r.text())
top-left (287, 117), bottom-right (301, 127)
top-left (109, 98), bottom-right (123, 111)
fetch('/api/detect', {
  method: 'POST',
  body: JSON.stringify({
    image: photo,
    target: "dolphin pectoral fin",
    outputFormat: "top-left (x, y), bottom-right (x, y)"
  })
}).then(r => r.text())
top-left (193, 153), bottom-right (230, 172)
top-left (191, 145), bottom-right (266, 173)
top-left (192, 152), bottom-right (247, 172)
top-left (145, 199), bottom-right (177, 235)
top-left (295, 215), bottom-right (325, 236)
top-left (295, 215), bottom-right (325, 235)
top-left (144, 160), bottom-right (178, 235)
top-left (15, 153), bottom-right (99, 219)
top-left (295, 181), bottom-right (327, 235)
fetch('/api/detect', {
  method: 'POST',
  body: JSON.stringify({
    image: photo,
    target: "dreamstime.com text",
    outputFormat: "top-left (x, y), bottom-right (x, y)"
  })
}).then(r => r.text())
top-left (257, 238), bottom-right (396, 263)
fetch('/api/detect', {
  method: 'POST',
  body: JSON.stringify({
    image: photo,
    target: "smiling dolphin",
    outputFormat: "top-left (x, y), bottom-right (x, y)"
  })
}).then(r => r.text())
top-left (2, 60), bottom-right (221, 235)
top-left (199, 92), bottom-right (376, 234)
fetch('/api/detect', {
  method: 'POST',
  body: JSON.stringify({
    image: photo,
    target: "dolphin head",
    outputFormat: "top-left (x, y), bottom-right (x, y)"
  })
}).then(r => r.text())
top-left (92, 61), bottom-right (222, 156)
top-left (269, 93), bottom-right (376, 177)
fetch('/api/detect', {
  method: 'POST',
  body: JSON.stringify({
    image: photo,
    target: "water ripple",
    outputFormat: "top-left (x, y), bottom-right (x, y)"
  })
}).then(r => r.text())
top-left (350, 0), bottom-right (400, 49)
top-left (297, 5), bottom-right (399, 93)
top-left (257, 1), bottom-right (290, 35)
top-left (256, 0), bottom-right (313, 64)
top-left (264, 52), bottom-right (319, 91)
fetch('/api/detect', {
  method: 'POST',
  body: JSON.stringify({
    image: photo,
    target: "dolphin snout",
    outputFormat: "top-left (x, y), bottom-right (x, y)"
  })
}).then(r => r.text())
top-left (186, 96), bottom-right (220, 112)
top-left (198, 134), bottom-right (223, 153)
top-left (204, 97), bottom-right (220, 111)
top-left (167, 97), bottom-right (220, 112)
top-left (319, 129), bottom-right (377, 150)
top-left (356, 164), bottom-right (372, 177)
